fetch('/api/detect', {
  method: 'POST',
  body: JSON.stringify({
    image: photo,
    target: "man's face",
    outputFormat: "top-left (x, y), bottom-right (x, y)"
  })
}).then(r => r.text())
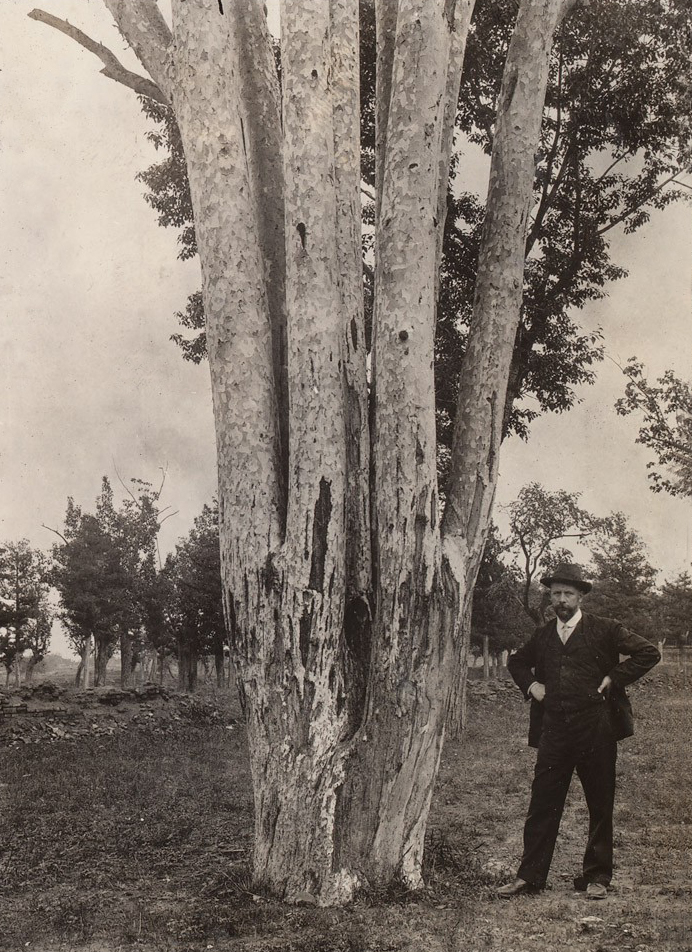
top-left (550, 583), bottom-right (583, 621)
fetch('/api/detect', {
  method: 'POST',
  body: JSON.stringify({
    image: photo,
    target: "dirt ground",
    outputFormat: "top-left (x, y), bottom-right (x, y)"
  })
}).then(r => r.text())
top-left (0, 666), bottom-right (689, 952)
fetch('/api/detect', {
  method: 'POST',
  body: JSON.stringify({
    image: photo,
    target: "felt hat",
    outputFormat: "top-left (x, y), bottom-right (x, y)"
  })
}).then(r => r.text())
top-left (540, 562), bottom-right (592, 594)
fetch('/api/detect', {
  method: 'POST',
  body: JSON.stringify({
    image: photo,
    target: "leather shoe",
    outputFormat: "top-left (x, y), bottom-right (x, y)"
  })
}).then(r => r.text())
top-left (586, 882), bottom-right (608, 900)
top-left (496, 878), bottom-right (542, 898)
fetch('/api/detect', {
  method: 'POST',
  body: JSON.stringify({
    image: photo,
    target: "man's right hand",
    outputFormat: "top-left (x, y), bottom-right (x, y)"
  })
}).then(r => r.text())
top-left (529, 682), bottom-right (546, 702)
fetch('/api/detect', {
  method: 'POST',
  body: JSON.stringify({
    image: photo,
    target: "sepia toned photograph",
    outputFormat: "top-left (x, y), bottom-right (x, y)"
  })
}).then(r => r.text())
top-left (1, 1), bottom-right (690, 949)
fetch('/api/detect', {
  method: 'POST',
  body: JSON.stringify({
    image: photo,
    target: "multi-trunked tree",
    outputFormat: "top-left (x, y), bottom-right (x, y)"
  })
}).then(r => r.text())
top-left (30, 0), bottom-right (578, 904)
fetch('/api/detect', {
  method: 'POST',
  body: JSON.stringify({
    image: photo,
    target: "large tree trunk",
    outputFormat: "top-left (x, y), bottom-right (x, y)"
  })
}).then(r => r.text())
top-left (177, 638), bottom-right (198, 693)
top-left (92, 0), bottom-right (576, 906)
top-left (332, 1), bottom-right (472, 891)
top-left (75, 634), bottom-right (93, 688)
top-left (214, 645), bottom-right (226, 687)
top-left (94, 638), bottom-right (109, 687)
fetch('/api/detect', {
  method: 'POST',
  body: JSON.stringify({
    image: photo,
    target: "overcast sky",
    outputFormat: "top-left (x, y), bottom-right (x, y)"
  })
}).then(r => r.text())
top-left (2, 2), bottom-right (690, 655)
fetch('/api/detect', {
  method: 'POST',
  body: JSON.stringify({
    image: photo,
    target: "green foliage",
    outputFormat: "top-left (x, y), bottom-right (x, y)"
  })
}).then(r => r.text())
top-left (616, 359), bottom-right (692, 496)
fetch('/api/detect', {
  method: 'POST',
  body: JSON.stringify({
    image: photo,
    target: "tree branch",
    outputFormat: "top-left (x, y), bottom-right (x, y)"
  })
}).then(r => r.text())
top-left (101, 0), bottom-right (173, 103)
top-left (28, 9), bottom-right (168, 105)
top-left (595, 148), bottom-right (633, 185)
top-left (526, 45), bottom-right (565, 255)
top-left (597, 169), bottom-right (690, 237)
top-left (156, 464), bottom-right (169, 500)
top-left (41, 524), bottom-right (68, 545)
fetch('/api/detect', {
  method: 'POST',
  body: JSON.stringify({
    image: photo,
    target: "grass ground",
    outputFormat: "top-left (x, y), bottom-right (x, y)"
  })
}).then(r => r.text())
top-left (0, 667), bottom-right (690, 952)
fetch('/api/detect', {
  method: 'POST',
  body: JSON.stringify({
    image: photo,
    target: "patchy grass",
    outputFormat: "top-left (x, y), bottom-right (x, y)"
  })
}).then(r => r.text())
top-left (0, 668), bottom-right (690, 951)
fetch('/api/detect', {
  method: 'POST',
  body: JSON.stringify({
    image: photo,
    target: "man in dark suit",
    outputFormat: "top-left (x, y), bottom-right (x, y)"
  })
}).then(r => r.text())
top-left (497, 563), bottom-right (660, 901)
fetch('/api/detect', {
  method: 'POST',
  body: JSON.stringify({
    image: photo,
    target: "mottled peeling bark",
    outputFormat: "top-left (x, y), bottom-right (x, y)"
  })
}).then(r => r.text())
top-left (168, 0), bottom-right (284, 686)
top-left (374, 0), bottom-right (399, 221)
top-left (338, 0), bottom-right (462, 889)
top-left (233, 0), bottom-right (355, 903)
top-left (331, 0), bottom-right (372, 605)
top-left (102, 0), bottom-right (173, 101)
top-left (443, 0), bottom-right (573, 556)
top-left (434, 0), bottom-right (477, 295)
top-left (233, 0), bottom-right (289, 480)
top-left (441, 0), bottom-right (576, 738)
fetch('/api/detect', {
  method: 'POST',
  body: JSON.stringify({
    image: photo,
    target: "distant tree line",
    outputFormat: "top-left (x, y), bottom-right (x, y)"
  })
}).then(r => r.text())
top-left (1, 476), bottom-right (225, 692)
top-left (3, 477), bottom-right (688, 689)
top-left (46, 476), bottom-right (225, 691)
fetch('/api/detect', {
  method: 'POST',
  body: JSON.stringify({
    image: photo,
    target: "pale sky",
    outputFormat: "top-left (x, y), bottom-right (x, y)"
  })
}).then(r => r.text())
top-left (1, 2), bottom-right (690, 656)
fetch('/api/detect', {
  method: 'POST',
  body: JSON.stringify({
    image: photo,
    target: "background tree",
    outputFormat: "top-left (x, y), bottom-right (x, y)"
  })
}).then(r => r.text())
top-left (657, 572), bottom-right (692, 648)
top-left (470, 525), bottom-right (530, 677)
top-left (163, 501), bottom-right (225, 692)
top-left (51, 499), bottom-right (122, 686)
top-left (139, 552), bottom-right (174, 683)
top-left (23, 610), bottom-right (54, 682)
top-left (0, 627), bottom-right (19, 687)
top-left (51, 477), bottom-right (170, 688)
top-left (504, 482), bottom-right (605, 623)
top-left (105, 476), bottom-right (170, 688)
top-left (616, 360), bottom-right (692, 497)
top-left (586, 511), bottom-right (659, 638)
top-left (0, 541), bottom-right (52, 686)
top-left (439, 0), bottom-right (692, 442)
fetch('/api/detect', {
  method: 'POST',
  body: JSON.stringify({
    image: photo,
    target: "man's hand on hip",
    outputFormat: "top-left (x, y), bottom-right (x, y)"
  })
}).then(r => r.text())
top-left (529, 682), bottom-right (546, 702)
top-left (598, 675), bottom-right (613, 697)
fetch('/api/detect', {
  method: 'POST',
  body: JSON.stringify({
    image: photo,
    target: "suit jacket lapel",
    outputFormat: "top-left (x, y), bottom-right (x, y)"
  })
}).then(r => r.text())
top-left (548, 618), bottom-right (561, 649)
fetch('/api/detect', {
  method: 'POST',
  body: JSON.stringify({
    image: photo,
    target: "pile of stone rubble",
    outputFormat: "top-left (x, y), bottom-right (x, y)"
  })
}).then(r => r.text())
top-left (0, 681), bottom-right (235, 747)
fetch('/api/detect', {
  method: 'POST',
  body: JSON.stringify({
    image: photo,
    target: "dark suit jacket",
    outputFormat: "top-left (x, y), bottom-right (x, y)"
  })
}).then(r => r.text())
top-left (508, 612), bottom-right (661, 747)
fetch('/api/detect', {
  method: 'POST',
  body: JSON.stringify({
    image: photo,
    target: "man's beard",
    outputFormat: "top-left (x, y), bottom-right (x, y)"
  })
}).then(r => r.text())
top-left (555, 605), bottom-right (577, 621)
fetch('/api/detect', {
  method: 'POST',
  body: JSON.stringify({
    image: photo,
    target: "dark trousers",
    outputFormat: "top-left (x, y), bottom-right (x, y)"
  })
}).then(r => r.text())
top-left (517, 709), bottom-right (617, 887)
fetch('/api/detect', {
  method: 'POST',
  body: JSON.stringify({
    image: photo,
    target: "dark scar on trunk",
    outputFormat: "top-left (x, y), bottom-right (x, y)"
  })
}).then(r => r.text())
top-left (308, 478), bottom-right (332, 593)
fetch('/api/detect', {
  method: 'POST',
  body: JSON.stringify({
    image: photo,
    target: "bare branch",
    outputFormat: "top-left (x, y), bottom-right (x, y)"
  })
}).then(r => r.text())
top-left (41, 524), bottom-right (68, 545)
top-left (28, 9), bottom-right (168, 105)
top-left (112, 461), bottom-right (139, 506)
top-left (156, 464), bottom-right (169, 500)
top-left (361, 182), bottom-right (376, 203)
